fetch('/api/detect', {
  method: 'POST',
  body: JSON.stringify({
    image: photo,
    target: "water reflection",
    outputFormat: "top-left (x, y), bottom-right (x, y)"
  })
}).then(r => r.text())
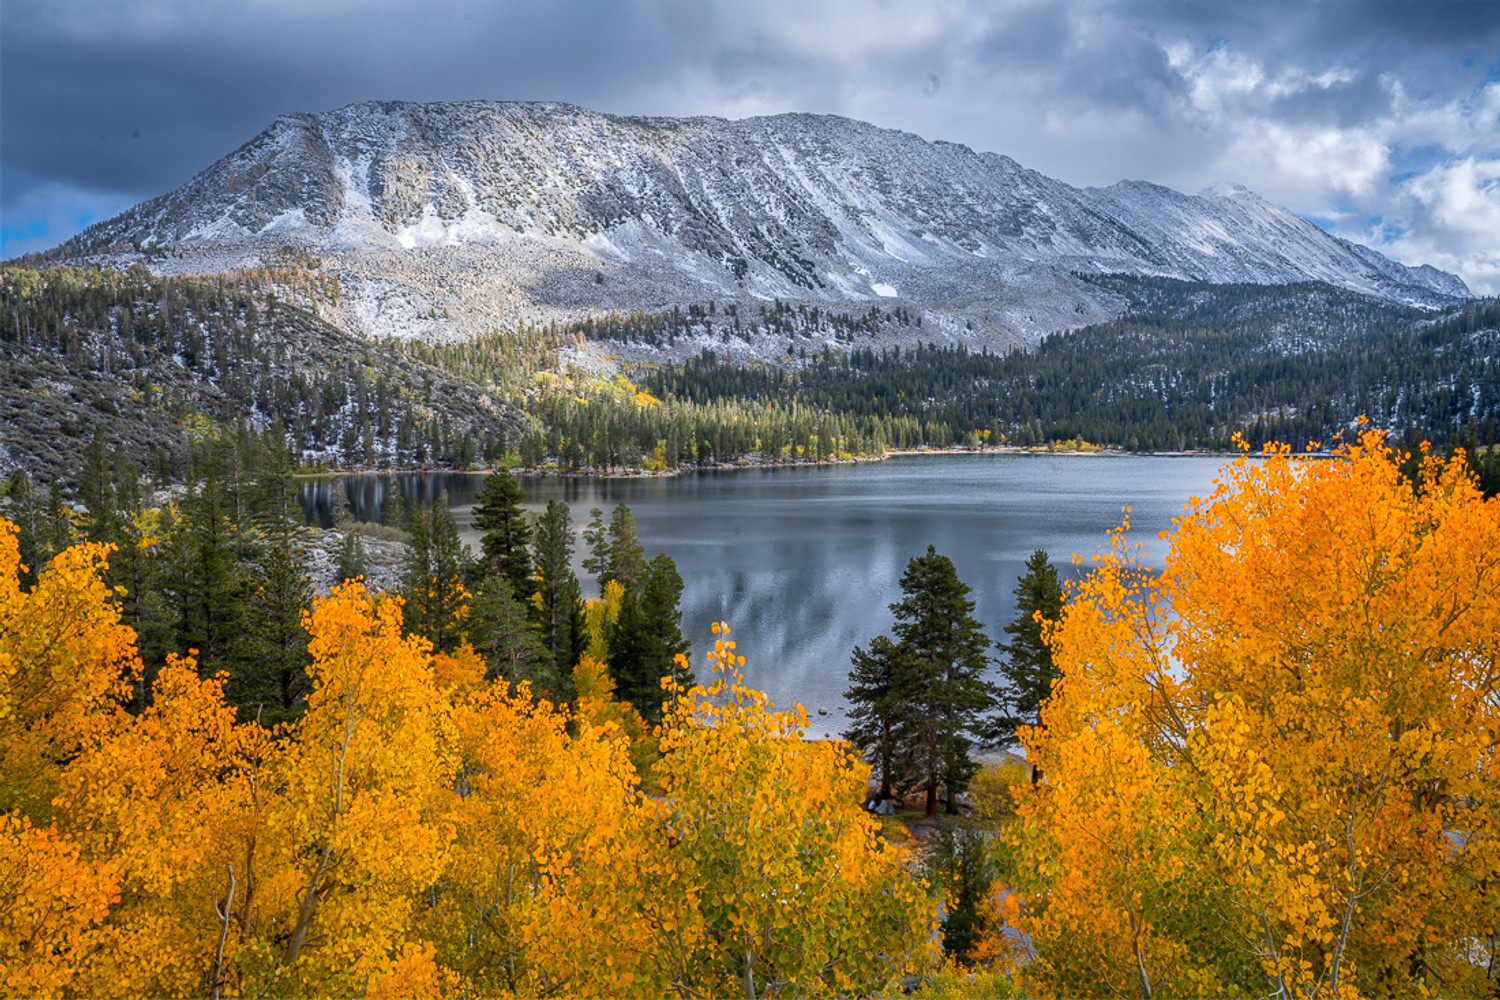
top-left (299, 455), bottom-right (1228, 717)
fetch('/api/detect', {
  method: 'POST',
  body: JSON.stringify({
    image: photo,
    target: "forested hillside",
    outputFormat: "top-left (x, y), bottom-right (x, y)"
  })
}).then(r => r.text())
top-left (0, 264), bottom-right (531, 484)
top-left (5, 264), bottom-right (1499, 486)
top-left (638, 278), bottom-right (1500, 453)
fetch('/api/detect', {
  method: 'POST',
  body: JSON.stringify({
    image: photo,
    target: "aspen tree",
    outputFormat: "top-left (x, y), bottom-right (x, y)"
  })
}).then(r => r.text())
top-left (1014, 431), bottom-right (1500, 999)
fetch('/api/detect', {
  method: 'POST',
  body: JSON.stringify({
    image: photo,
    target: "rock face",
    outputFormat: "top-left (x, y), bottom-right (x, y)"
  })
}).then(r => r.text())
top-left (60, 101), bottom-right (1469, 348)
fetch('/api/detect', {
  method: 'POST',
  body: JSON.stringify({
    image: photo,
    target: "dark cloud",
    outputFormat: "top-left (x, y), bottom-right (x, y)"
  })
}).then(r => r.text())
top-left (3, 0), bottom-right (1498, 288)
top-left (2, 0), bottom-right (705, 215)
top-left (953, 4), bottom-right (1163, 121)
top-left (1125, 0), bottom-right (1500, 50)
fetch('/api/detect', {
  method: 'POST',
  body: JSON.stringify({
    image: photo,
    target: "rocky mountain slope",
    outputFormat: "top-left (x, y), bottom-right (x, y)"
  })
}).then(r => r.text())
top-left (51, 101), bottom-right (1469, 350)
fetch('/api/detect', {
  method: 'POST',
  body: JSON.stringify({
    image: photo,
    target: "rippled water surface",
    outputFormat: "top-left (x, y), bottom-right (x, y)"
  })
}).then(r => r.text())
top-left (301, 454), bottom-right (1229, 721)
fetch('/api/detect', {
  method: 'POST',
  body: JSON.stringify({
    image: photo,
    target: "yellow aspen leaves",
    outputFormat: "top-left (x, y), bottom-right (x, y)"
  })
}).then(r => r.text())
top-left (434, 682), bottom-right (653, 997)
top-left (266, 581), bottom-right (457, 995)
top-left (0, 527), bottom-right (930, 998)
top-left (0, 521), bottom-right (139, 821)
top-left (0, 815), bottom-right (117, 1000)
top-left (53, 655), bottom-right (266, 999)
top-left (645, 625), bottom-right (931, 997)
top-left (1013, 431), bottom-right (1500, 999)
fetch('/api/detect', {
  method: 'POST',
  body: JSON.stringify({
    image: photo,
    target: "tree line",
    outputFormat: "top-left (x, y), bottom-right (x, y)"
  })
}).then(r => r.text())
top-left (642, 280), bottom-right (1500, 456)
top-left (0, 263), bottom-right (530, 484)
top-left (10, 263), bottom-right (1500, 485)
top-left (0, 423), bottom-right (693, 735)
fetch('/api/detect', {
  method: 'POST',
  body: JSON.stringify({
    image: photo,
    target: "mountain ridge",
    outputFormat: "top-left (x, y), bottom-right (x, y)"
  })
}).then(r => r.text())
top-left (46, 100), bottom-right (1470, 349)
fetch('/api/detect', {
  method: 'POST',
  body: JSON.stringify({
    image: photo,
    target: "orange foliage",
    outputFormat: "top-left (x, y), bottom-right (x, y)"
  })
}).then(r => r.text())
top-left (0, 521), bottom-right (139, 820)
top-left (0, 815), bottom-right (118, 999)
top-left (642, 623), bottom-right (932, 997)
top-left (433, 678), bottom-right (653, 996)
top-left (0, 521), bottom-right (931, 998)
top-left (1015, 431), bottom-right (1500, 999)
top-left (431, 642), bottom-right (488, 697)
top-left (264, 581), bottom-right (457, 995)
top-left (54, 656), bottom-right (266, 999)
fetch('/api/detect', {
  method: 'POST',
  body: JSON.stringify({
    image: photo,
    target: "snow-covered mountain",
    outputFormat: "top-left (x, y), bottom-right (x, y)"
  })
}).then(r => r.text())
top-left (57, 101), bottom-right (1469, 348)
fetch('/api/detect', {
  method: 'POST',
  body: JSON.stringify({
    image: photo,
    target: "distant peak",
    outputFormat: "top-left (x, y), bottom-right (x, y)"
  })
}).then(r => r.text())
top-left (1200, 181), bottom-right (1253, 199)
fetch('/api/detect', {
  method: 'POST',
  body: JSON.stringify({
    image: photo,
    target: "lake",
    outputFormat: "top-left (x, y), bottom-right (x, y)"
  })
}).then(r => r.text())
top-left (300, 453), bottom-right (1230, 725)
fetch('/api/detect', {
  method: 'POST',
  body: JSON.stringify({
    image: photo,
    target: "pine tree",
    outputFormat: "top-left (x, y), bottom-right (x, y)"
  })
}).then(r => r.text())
top-left (895, 547), bottom-right (995, 815)
top-left (994, 549), bottom-right (1064, 752)
top-left (237, 544), bottom-right (313, 722)
top-left (106, 453), bottom-right (169, 707)
top-left (606, 504), bottom-right (645, 591)
top-left (247, 423), bottom-right (302, 540)
top-left (472, 469), bottom-right (534, 600)
top-left (78, 425), bottom-right (120, 545)
top-left (467, 577), bottom-right (549, 686)
top-left (335, 531), bottom-right (368, 583)
top-left (162, 472), bottom-right (247, 680)
top-left (929, 827), bottom-right (995, 966)
top-left (608, 552), bottom-right (691, 724)
top-left (582, 504), bottom-right (646, 595)
top-left (846, 546), bottom-right (994, 817)
top-left (402, 491), bottom-right (471, 653)
top-left (531, 499), bottom-right (582, 700)
top-left (843, 635), bottom-right (910, 800)
top-left (45, 481), bottom-right (71, 558)
top-left (4, 471), bottom-right (45, 587)
top-left (582, 507), bottom-right (609, 591)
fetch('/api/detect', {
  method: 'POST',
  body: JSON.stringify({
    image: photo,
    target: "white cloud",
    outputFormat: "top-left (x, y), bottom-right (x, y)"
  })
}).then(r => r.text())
top-left (1131, 38), bottom-right (1500, 291)
top-left (1367, 157), bottom-right (1500, 293)
top-left (1219, 120), bottom-right (1391, 202)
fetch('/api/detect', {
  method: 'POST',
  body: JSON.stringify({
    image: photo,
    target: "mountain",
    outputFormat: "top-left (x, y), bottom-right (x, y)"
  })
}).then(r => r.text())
top-left (51, 101), bottom-right (1469, 349)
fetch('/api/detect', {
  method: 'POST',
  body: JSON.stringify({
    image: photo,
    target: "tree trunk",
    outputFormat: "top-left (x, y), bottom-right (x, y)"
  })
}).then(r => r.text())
top-left (925, 778), bottom-right (937, 818)
top-left (878, 719), bottom-right (892, 799)
top-left (282, 844), bottom-right (330, 968)
top-left (209, 865), bottom-right (236, 1000)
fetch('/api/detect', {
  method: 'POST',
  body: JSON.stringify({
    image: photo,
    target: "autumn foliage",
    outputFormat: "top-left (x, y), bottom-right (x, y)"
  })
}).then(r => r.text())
top-left (0, 521), bottom-right (927, 998)
top-left (22, 428), bottom-right (1499, 997)
top-left (1012, 430), bottom-right (1500, 999)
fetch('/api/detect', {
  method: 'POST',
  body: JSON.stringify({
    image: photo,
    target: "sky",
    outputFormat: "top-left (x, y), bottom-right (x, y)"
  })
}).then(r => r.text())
top-left (4, 0), bottom-right (1500, 292)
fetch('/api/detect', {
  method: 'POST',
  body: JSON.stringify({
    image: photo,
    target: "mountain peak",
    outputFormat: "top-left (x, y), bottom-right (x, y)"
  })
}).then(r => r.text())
top-left (1199, 181), bottom-right (1254, 199)
top-left (55, 100), bottom-right (1468, 346)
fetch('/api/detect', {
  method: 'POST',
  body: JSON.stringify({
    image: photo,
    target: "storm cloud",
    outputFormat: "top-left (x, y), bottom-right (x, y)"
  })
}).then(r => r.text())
top-left (5, 0), bottom-right (1500, 290)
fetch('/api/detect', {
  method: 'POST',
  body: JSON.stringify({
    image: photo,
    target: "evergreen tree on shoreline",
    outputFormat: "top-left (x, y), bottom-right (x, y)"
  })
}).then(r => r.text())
top-left (843, 546), bottom-right (994, 817)
top-left (994, 549), bottom-right (1064, 761)
top-left (532, 499), bottom-right (583, 700)
top-left (844, 635), bottom-right (910, 800)
top-left (609, 552), bottom-right (691, 724)
top-left (472, 469), bottom-right (533, 600)
top-left (583, 503), bottom-right (646, 596)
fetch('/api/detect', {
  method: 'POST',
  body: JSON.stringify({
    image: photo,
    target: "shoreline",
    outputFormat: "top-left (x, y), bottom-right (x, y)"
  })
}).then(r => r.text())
top-left (295, 445), bottom-right (1243, 482)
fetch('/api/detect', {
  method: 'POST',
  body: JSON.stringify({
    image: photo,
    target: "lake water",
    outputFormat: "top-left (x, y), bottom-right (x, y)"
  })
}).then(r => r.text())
top-left (299, 454), bottom-right (1229, 725)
